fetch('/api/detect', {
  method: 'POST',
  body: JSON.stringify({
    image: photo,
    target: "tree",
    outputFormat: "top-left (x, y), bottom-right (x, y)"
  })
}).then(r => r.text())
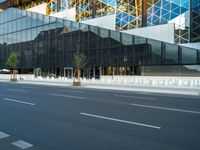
top-left (72, 51), bottom-right (87, 86)
top-left (6, 52), bottom-right (19, 81)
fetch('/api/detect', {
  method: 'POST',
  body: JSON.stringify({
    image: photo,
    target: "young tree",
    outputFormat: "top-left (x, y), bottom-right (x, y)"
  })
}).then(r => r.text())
top-left (6, 52), bottom-right (19, 81)
top-left (72, 51), bottom-right (87, 86)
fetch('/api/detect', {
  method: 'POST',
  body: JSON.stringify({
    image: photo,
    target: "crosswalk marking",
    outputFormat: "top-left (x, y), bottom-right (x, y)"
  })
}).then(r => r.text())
top-left (12, 140), bottom-right (33, 149)
top-left (0, 131), bottom-right (10, 139)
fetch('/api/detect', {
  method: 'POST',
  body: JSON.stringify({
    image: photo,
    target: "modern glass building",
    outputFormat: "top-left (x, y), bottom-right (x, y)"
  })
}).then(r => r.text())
top-left (1, 0), bottom-right (200, 44)
top-left (0, 8), bottom-right (200, 77)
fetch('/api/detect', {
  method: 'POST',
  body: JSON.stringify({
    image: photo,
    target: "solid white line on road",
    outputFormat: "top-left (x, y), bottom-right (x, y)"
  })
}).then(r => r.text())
top-left (130, 103), bottom-right (200, 114)
top-left (80, 112), bottom-right (161, 129)
top-left (12, 140), bottom-right (33, 149)
top-left (51, 93), bottom-right (85, 99)
top-left (2, 98), bottom-right (35, 106)
top-left (114, 94), bottom-right (156, 100)
top-left (7, 89), bottom-right (27, 92)
top-left (0, 131), bottom-right (10, 139)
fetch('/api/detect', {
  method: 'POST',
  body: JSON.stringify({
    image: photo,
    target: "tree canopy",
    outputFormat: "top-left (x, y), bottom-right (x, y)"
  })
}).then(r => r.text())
top-left (72, 51), bottom-right (87, 68)
top-left (6, 52), bottom-right (19, 68)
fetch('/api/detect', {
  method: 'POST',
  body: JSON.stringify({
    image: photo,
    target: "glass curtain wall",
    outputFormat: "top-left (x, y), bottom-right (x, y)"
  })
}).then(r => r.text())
top-left (0, 8), bottom-right (199, 77)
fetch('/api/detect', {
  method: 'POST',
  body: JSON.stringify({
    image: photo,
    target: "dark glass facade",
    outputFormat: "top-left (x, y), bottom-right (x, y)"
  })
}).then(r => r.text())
top-left (191, 0), bottom-right (200, 42)
top-left (0, 8), bottom-right (200, 77)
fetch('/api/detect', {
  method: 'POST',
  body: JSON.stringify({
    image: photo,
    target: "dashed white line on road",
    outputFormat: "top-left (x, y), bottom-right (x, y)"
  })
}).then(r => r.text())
top-left (2, 98), bottom-right (35, 106)
top-left (58, 89), bottom-right (84, 93)
top-left (12, 140), bottom-right (33, 149)
top-left (51, 93), bottom-right (85, 99)
top-left (130, 103), bottom-right (200, 114)
top-left (0, 131), bottom-right (10, 139)
top-left (7, 89), bottom-right (27, 92)
top-left (20, 86), bottom-right (37, 89)
top-left (80, 112), bottom-right (161, 129)
top-left (114, 94), bottom-right (156, 100)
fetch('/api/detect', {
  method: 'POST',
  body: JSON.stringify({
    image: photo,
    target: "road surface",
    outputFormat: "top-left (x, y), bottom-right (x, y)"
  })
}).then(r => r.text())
top-left (0, 82), bottom-right (200, 150)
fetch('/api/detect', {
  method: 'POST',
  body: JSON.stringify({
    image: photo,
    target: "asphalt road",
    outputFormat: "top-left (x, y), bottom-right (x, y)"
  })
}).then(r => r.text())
top-left (0, 82), bottom-right (200, 150)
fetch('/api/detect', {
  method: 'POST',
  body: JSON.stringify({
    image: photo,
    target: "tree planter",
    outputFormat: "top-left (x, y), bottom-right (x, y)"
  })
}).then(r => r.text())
top-left (73, 79), bottom-right (81, 86)
top-left (10, 78), bottom-right (17, 82)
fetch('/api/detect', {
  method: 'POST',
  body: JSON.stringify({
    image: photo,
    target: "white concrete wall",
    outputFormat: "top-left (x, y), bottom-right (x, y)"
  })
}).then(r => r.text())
top-left (0, 74), bottom-right (34, 80)
top-left (50, 8), bottom-right (76, 21)
top-left (122, 23), bottom-right (175, 44)
top-left (81, 14), bottom-right (116, 30)
top-left (100, 75), bottom-right (200, 88)
top-left (26, 3), bottom-right (46, 15)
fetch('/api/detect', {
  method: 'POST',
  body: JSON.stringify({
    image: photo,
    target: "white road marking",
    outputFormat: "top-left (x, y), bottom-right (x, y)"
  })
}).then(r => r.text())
top-left (7, 89), bottom-right (27, 92)
top-left (21, 86), bottom-right (37, 89)
top-left (0, 131), bottom-right (10, 139)
top-left (130, 103), bottom-right (200, 114)
top-left (80, 112), bottom-right (161, 129)
top-left (51, 93), bottom-right (85, 99)
top-left (114, 94), bottom-right (156, 100)
top-left (2, 98), bottom-right (35, 106)
top-left (12, 140), bottom-right (33, 149)
top-left (58, 89), bottom-right (84, 93)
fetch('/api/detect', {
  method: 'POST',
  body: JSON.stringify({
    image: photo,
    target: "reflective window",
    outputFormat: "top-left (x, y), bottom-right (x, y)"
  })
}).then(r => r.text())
top-left (135, 36), bottom-right (146, 44)
top-left (121, 33), bottom-right (132, 45)
top-left (0, 24), bottom-right (3, 35)
top-left (110, 30), bottom-right (121, 47)
top-left (31, 13), bottom-right (37, 27)
top-left (64, 20), bottom-right (72, 31)
top-left (182, 47), bottom-right (197, 64)
top-left (71, 22), bottom-right (79, 31)
top-left (165, 43), bottom-right (178, 64)
top-left (148, 39), bottom-right (162, 64)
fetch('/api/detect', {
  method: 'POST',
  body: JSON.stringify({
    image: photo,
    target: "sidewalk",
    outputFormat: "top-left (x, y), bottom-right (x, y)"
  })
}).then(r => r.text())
top-left (1, 78), bottom-right (200, 96)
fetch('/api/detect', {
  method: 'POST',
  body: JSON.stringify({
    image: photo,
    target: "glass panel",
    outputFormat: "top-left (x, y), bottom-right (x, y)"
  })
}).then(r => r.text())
top-left (99, 28), bottom-right (109, 38)
top-left (26, 29), bottom-right (32, 41)
top-left (0, 35), bottom-right (3, 44)
top-left (71, 22), bottom-right (79, 31)
top-left (0, 24), bottom-right (3, 35)
top-left (110, 30), bottom-right (121, 47)
top-left (16, 19), bottom-right (21, 31)
top-left (31, 12), bottom-right (37, 27)
top-left (31, 28), bottom-right (38, 40)
top-left (64, 20), bottom-right (72, 32)
top-left (12, 20), bottom-right (17, 32)
top-left (80, 23), bottom-right (88, 32)
top-left (148, 39), bottom-right (162, 64)
top-left (38, 14), bottom-right (43, 26)
top-left (111, 30), bottom-right (120, 42)
top-left (135, 36), bottom-right (146, 44)
top-left (21, 17), bottom-right (27, 30)
top-left (121, 32), bottom-right (132, 45)
top-left (26, 16), bottom-right (32, 29)
top-left (3, 23), bottom-right (7, 34)
top-left (182, 47), bottom-right (197, 64)
top-left (56, 18), bottom-right (63, 28)
top-left (43, 15), bottom-right (50, 24)
top-left (165, 43), bottom-right (178, 64)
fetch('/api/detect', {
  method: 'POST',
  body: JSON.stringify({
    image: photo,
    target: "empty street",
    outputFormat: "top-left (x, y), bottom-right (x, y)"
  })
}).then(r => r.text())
top-left (0, 82), bottom-right (200, 150)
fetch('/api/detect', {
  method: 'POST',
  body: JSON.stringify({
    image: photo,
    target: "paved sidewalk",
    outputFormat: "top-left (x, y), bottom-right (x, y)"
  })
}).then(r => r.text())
top-left (1, 78), bottom-right (200, 96)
